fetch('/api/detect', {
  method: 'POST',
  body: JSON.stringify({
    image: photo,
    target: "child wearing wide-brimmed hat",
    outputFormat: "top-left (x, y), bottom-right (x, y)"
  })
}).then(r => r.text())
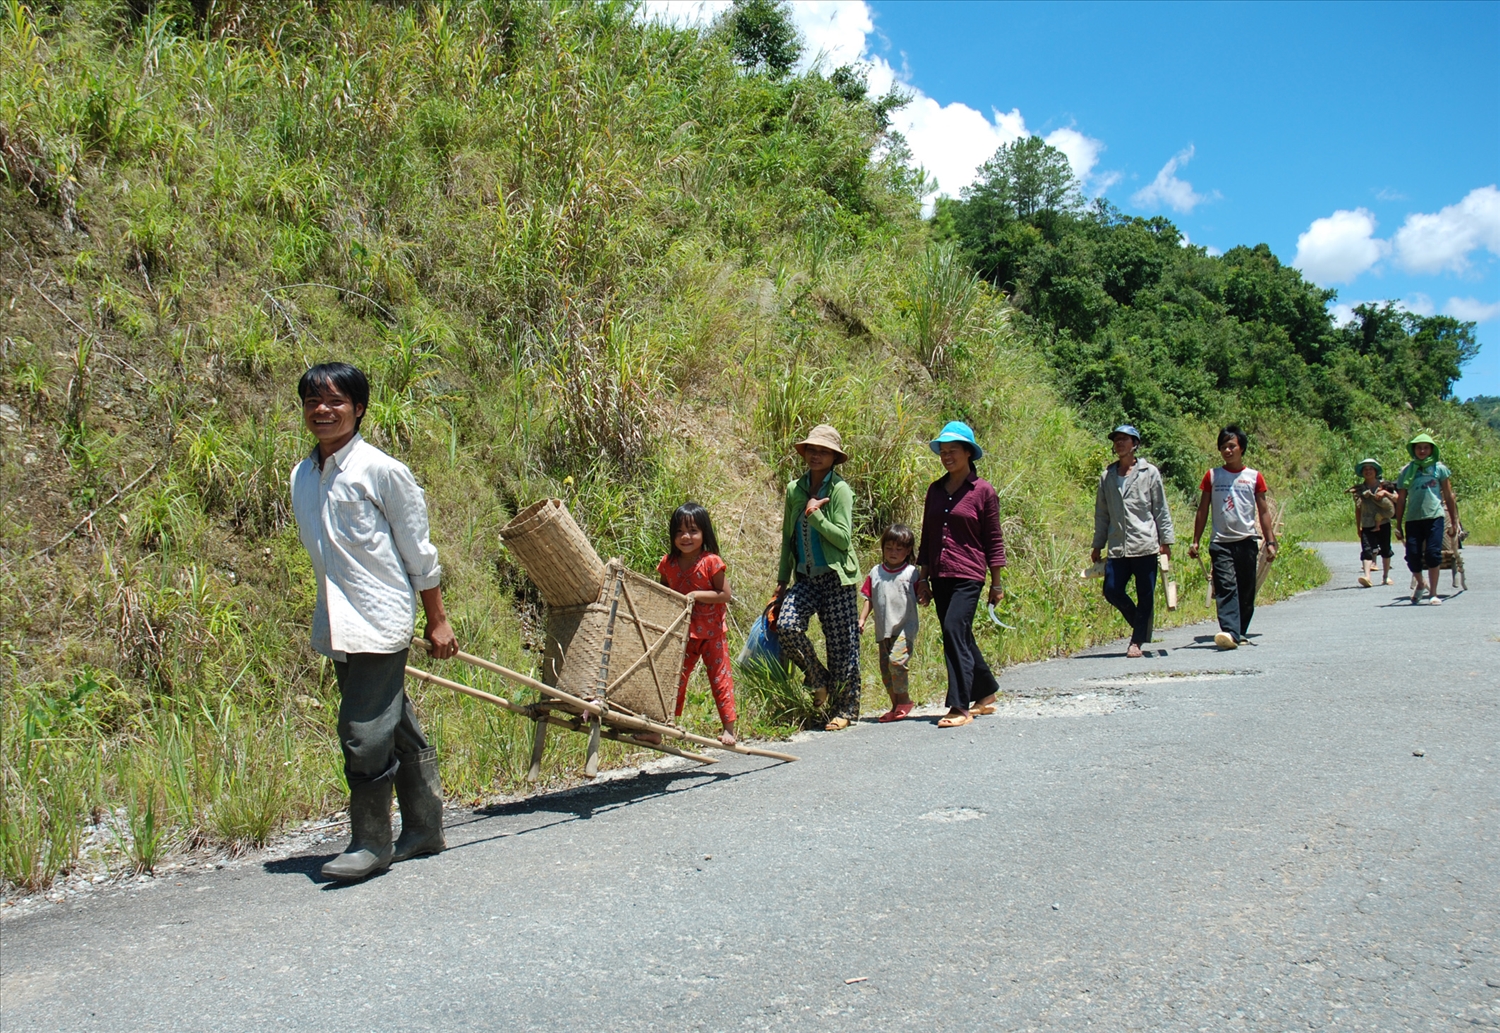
top-left (1351, 458), bottom-right (1396, 588)
top-left (775, 424), bottom-right (862, 731)
top-left (1393, 432), bottom-right (1459, 605)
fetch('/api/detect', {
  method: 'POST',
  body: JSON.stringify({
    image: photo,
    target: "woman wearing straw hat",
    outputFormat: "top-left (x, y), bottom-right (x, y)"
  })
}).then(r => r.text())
top-left (1351, 458), bottom-right (1396, 588)
top-left (915, 422), bottom-right (1007, 728)
top-left (776, 424), bottom-right (862, 731)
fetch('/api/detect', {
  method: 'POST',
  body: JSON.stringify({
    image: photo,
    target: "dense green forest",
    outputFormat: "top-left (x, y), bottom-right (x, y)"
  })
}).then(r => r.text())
top-left (1467, 395), bottom-right (1500, 433)
top-left (934, 136), bottom-right (1487, 494)
top-left (0, 1), bottom-right (1493, 893)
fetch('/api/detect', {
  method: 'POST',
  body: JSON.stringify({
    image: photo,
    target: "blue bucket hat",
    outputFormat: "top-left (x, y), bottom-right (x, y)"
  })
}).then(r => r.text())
top-left (1109, 424), bottom-right (1141, 443)
top-left (930, 421), bottom-right (983, 461)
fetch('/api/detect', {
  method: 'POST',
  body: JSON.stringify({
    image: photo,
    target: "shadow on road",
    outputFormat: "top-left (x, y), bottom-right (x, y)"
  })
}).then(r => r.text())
top-left (1175, 633), bottom-right (1261, 650)
top-left (261, 763), bottom-right (768, 887)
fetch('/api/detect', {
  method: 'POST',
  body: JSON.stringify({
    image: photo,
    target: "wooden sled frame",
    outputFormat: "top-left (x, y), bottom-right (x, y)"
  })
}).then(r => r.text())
top-left (403, 638), bottom-right (798, 780)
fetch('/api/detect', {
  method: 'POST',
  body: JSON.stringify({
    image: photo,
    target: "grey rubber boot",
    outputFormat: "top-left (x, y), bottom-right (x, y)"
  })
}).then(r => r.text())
top-left (391, 747), bottom-right (446, 863)
top-left (321, 781), bottom-right (394, 882)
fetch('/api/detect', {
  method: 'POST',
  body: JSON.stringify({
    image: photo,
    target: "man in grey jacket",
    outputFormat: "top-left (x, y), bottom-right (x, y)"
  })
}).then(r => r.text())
top-left (1091, 425), bottom-right (1174, 658)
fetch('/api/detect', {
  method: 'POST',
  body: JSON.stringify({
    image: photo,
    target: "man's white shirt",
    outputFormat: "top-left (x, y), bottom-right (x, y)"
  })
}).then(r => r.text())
top-left (291, 434), bottom-right (442, 659)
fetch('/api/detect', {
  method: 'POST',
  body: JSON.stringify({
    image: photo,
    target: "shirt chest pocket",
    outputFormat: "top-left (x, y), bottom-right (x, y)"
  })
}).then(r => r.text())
top-left (333, 498), bottom-right (382, 542)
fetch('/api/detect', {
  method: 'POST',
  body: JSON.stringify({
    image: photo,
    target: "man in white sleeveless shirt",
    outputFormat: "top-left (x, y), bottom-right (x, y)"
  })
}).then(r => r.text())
top-left (1188, 426), bottom-right (1279, 650)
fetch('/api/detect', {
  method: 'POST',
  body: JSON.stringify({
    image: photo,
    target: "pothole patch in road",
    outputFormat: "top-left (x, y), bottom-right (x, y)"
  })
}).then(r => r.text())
top-left (919, 807), bottom-right (986, 823)
top-left (1083, 669), bottom-right (1262, 688)
top-left (999, 690), bottom-right (1134, 718)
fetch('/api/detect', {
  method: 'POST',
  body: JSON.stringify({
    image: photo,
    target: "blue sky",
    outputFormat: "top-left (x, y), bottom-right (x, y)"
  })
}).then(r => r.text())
top-left (863, 0), bottom-right (1500, 398)
top-left (644, 1), bottom-right (1500, 397)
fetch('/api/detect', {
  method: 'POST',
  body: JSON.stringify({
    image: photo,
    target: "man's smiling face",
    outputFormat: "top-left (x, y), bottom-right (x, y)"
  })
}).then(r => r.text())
top-left (302, 382), bottom-right (363, 451)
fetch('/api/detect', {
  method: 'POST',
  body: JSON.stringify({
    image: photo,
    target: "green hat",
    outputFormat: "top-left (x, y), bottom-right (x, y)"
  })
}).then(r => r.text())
top-left (1407, 432), bottom-right (1441, 463)
top-left (1355, 458), bottom-right (1383, 478)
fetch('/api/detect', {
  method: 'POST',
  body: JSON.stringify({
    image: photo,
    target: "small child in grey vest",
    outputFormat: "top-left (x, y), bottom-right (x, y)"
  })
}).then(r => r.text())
top-left (859, 524), bottom-right (922, 723)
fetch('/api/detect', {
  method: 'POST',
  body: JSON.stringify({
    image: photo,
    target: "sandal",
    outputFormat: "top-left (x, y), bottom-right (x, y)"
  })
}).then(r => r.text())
top-left (937, 712), bottom-right (972, 728)
top-left (824, 717), bottom-right (851, 731)
top-left (970, 704), bottom-right (996, 716)
top-left (878, 702), bottom-right (915, 723)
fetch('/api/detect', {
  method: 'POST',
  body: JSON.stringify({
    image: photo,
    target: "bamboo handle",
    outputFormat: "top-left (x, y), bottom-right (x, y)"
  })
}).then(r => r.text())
top-left (404, 665), bottom-right (531, 718)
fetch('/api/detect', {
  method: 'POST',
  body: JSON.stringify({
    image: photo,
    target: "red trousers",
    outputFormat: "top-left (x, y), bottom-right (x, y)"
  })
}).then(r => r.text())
top-left (676, 634), bottom-right (736, 725)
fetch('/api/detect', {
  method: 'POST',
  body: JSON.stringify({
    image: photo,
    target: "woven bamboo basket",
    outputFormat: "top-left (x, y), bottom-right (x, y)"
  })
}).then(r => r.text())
top-left (499, 499), bottom-right (606, 608)
top-left (555, 560), bottom-right (693, 723)
top-left (540, 604), bottom-right (590, 687)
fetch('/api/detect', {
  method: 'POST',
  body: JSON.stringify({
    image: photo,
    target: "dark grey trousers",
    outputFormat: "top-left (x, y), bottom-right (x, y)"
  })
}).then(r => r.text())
top-left (333, 648), bottom-right (429, 788)
top-left (1209, 538), bottom-right (1260, 642)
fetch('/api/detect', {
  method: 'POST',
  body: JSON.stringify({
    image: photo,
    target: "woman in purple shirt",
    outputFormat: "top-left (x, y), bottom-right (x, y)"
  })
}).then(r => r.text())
top-left (916, 422), bottom-right (1007, 728)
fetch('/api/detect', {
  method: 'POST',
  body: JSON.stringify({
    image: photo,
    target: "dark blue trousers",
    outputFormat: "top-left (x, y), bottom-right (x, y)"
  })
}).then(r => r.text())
top-left (1404, 517), bottom-right (1444, 573)
top-left (1103, 555), bottom-right (1158, 647)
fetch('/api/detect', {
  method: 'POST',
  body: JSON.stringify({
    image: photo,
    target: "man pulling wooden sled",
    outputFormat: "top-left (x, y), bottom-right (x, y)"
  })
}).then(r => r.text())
top-left (291, 364), bottom-right (796, 883)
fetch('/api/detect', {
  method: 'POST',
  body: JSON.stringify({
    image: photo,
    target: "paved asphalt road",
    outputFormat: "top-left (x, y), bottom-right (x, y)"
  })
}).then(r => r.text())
top-left (3, 544), bottom-right (1497, 1031)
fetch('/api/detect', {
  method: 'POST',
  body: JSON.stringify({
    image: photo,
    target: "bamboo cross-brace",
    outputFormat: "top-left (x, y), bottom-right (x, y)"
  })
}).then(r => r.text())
top-left (408, 639), bottom-right (799, 766)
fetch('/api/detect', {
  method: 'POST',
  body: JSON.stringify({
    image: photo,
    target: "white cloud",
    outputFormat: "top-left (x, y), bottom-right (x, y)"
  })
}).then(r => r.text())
top-left (1328, 294), bottom-right (1435, 326)
top-left (1179, 232), bottom-right (1222, 256)
top-left (1445, 296), bottom-right (1500, 322)
top-left (1130, 146), bottom-right (1213, 214)
top-left (1042, 127), bottom-right (1102, 185)
top-left (1329, 302), bottom-right (1359, 327)
top-left (638, 0), bottom-right (1109, 205)
top-left (1293, 208), bottom-right (1389, 286)
top-left (791, 0), bottom-right (873, 68)
top-left (1392, 185), bottom-right (1500, 275)
top-left (893, 100), bottom-right (1025, 199)
top-left (1404, 292), bottom-right (1436, 317)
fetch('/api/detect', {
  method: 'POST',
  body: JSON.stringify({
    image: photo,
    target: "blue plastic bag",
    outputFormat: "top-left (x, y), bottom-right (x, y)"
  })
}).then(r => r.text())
top-left (736, 613), bottom-right (784, 670)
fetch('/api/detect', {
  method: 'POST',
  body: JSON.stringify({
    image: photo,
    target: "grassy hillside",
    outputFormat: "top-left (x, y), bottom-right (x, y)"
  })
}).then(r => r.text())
top-left (0, 1), bottom-right (1353, 892)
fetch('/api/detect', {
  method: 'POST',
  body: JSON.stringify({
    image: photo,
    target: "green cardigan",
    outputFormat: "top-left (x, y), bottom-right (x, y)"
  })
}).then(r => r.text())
top-left (777, 470), bottom-right (859, 586)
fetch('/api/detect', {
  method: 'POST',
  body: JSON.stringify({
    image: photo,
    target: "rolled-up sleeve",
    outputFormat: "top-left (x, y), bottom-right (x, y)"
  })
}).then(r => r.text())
top-left (379, 463), bottom-right (443, 591)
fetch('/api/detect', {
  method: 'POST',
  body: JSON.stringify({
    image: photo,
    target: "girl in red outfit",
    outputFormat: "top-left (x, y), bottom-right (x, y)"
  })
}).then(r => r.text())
top-left (656, 503), bottom-right (738, 746)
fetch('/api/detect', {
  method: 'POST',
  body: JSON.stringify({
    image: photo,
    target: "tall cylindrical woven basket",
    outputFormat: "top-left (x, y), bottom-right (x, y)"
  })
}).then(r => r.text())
top-left (499, 499), bottom-right (606, 609)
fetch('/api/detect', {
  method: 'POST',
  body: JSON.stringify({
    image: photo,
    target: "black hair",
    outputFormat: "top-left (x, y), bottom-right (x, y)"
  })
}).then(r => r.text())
top-left (1216, 425), bottom-right (1248, 453)
top-left (880, 523), bottom-right (915, 551)
top-left (668, 502), bottom-right (719, 558)
top-left (298, 363), bottom-right (370, 429)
